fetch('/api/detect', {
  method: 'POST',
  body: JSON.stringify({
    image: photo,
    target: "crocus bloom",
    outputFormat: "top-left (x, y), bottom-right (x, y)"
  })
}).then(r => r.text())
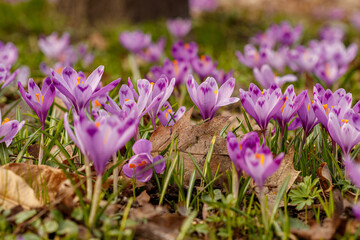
top-left (187, 75), bottom-right (239, 120)
top-left (287, 46), bottom-right (319, 73)
top-left (353, 205), bottom-right (360, 221)
top-left (272, 85), bottom-right (307, 131)
top-left (64, 111), bottom-right (137, 175)
top-left (122, 139), bottom-right (165, 182)
top-left (18, 78), bottom-right (56, 130)
top-left (0, 41), bottom-right (18, 67)
top-left (236, 44), bottom-right (267, 68)
top-left (0, 64), bottom-right (19, 89)
top-left (149, 59), bottom-right (191, 86)
top-left (0, 111), bottom-right (25, 147)
top-left (119, 31), bottom-right (151, 53)
top-left (16, 66), bottom-right (30, 87)
top-left (265, 47), bottom-right (289, 72)
top-left (103, 79), bottom-right (163, 124)
top-left (253, 64), bottom-right (297, 89)
top-left (313, 61), bottom-right (347, 87)
top-left (166, 18), bottom-right (192, 38)
top-left (77, 43), bottom-right (94, 67)
top-left (350, 12), bottom-right (360, 30)
top-left (191, 55), bottom-right (217, 80)
top-left (319, 26), bottom-right (344, 43)
top-left (51, 65), bottom-right (120, 114)
top-left (274, 21), bottom-right (303, 46)
top-left (211, 68), bottom-right (234, 85)
top-left (226, 131), bottom-right (284, 189)
top-left (327, 111), bottom-right (360, 157)
top-left (189, 0), bottom-right (217, 13)
top-left (250, 30), bottom-right (277, 48)
top-left (157, 102), bottom-right (186, 127)
top-left (312, 84), bottom-right (353, 129)
top-left (239, 83), bottom-right (286, 131)
top-left (288, 93), bottom-right (318, 136)
top-left (38, 32), bottom-right (70, 60)
top-left (171, 41), bottom-right (198, 61)
top-left (344, 156), bottom-right (360, 189)
top-left (138, 38), bottom-right (165, 63)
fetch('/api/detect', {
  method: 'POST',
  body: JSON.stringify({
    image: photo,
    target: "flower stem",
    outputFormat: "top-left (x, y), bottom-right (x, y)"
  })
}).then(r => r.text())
top-left (38, 133), bottom-right (44, 165)
top-left (232, 164), bottom-right (239, 202)
top-left (84, 156), bottom-right (92, 200)
top-left (89, 174), bottom-right (102, 227)
top-left (113, 153), bottom-right (119, 202)
top-left (128, 54), bottom-right (140, 84)
top-left (260, 188), bottom-right (269, 234)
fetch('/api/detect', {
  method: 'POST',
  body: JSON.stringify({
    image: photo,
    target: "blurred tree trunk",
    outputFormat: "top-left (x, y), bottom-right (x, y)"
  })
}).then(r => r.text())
top-left (58, 0), bottom-right (189, 26)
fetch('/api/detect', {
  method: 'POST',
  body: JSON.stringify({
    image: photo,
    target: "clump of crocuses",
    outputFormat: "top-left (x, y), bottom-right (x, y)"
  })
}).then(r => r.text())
top-left (123, 139), bottom-right (166, 182)
top-left (187, 75), bottom-right (239, 120)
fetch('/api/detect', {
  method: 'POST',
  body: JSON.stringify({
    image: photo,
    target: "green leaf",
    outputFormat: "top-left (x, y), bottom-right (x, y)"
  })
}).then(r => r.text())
top-left (15, 210), bottom-right (37, 224)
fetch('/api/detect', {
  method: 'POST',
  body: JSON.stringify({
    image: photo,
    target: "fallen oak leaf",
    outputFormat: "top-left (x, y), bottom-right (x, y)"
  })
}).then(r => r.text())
top-left (0, 168), bottom-right (42, 210)
top-left (317, 162), bottom-right (333, 195)
top-left (150, 108), bottom-right (233, 184)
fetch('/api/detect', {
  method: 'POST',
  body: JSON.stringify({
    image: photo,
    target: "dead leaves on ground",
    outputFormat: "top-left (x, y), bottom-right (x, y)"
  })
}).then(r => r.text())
top-left (150, 108), bottom-right (233, 184)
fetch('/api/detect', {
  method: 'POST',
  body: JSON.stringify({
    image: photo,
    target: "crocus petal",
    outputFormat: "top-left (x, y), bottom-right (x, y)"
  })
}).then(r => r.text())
top-left (153, 155), bottom-right (166, 173)
top-left (133, 139), bottom-right (152, 154)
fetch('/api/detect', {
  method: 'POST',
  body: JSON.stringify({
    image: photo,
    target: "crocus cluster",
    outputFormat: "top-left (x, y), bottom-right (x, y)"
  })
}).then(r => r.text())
top-left (227, 131), bottom-right (284, 189)
top-left (38, 32), bottom-right (94, 75)
top-left (0, 111), bottom-right (24, 147)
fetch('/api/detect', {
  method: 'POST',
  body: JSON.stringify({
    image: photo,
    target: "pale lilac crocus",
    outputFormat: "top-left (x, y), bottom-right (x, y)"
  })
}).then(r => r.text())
top-left (272, 85), bottom-right (307, 131)
top-left (149, 59), bottom-right (191, 86)
top-left (211, 68), bottom-right (234, 85)
top-left (253, 64), bottom-right (297, 89)
top-left (171, 41), bottom-right (198, 61)
top-left (122, 139), bottom-right (165, 182)
top-left (313, 61), bottom-right (347, 87)
top-left (236, 44), bottom-right (267, 68)
top-left (38, 32), bottom-right (70, 59)
top-left (312, 84), bottom-right (353, 130)
top-left (157, 102), bottom-right (186, 127)
top-left (274, 21), bottom-right (303, 46)
top-left (18, 77), bottom-right (56, 130)
top-left (191, 55), bottom-right (217, 80)
top-left (166, 18), bottom-right (192, 39)
top-left (287, 46), bottom-right (319, 73)
top-left (239, 83), bottom-right (286, 131)
top-left (265, 47), bottom-right (289, 72)
top-left (51, 65), bottom-right (120, 114)
top-left (190, 0), bottom-right (217, 13)
top-left (226, 131), bottom-right (284, 189)
top-left (187, 75), bottom-right (239, 120)
top-left (0, 64), bottom-right (19, 89)
top-left (319, 26), bottom-right (344, 43)
top-left (138, 38), bottom-right (165, 63)
top-left (0, 41), bottom-right (18, 67)
top-left (0, 111), bottom-right (25, 147)
top-left (288, 93), bottom-right (318, 136)
top-left (350, 12), bottom-right (360, 30)
top-left (119, 30), bottom-right (151, 53)
top-left (327, 111), bottom-right (360, 157)
top-left (16, 66), bottom-right (30, 87)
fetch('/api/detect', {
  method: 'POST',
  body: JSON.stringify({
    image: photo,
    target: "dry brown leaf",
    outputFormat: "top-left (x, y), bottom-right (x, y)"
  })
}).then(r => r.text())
top-left (317, 162), bottom-right (333, 194)
top-left (89, 31), bottom-right (107, 50)
top-left (136, 190), bottom-right (150, 206)
top-left (0, 168), bottom-right (42, 210)
top-left (2, 163), bottom-right (81, 206)
top-left (255, 147), bottom-right (301, 208)
top-left (150, 108), bottom-right (233, 184)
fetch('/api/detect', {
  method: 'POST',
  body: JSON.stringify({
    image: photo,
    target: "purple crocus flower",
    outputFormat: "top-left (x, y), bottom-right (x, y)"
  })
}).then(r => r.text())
top-left (253, 64), bottom-right (297, 89)
top-left (119, 30), bottom-right (151, 53)
top-left (16, 66), bottom-right (30, 87)
top-left (18, 77), bottom-right (56, 130)
top-left (250, 30), bottom-right (277, 48)
top-left (166, 18), bottom-right (192, 39)
top-left (272, 85), bottom-right (307, 131)
top-left (314, 61), bottom-right (347, 87)
top-left (226, 131), bottom-right (284, 189)
top-left (0, 41), bottom-right (18, 67)
top-left (0, 111), bottom-right (25, 147)
top-left (344, 155), bottom-right (360, 189)
top-left (122, 139), bottom-right (165, 182)
top-left (319, 41), bottom-right (358, 67)
top-left (265, 47), bottom-right (289, 72)
top-left (189, 0), bottom-right (217, 13)
top-left (236, 44), bottom-right (267, 68)
top-left (157, 102), bottom-right (186, 127)
top-left (312, 84), bottom-right (353, 130)
top-left (350, 12), bottom-right (360, 30)
top-left (211, 68), bottom-right (234, 85)
top-left (64, 111), bottom-right (137, 175)
top-left (274, 21), bottom-right (303, 46)
top-left (187, 75), bottom-right (239, 120)
top-left (0, 64), bottom-right (19, 89)
top-left (288, 93), bottom-right (318, 136)
top-left (51, 65), bottom-right (120, 114)
top-left (239, 83), bottom-right (286, 131)
top-left (191, 55), bottom-right (217, 80)
top-left (38, 32), bottom-right (70, 60)
top-left (138, 38), bottom-right (165, 63)
top-left (353, 205), bottom-right (360, 221)
top-left (77, 43), bottom-right (94, 67)
top-left (287, 46), bottom-right (319, 73)
top-left (149, 59), bottom-right (191, 86)
top-left (171, 41), bottom-right (198, 61)
top-left (327, 110), bottom-right (360, 157)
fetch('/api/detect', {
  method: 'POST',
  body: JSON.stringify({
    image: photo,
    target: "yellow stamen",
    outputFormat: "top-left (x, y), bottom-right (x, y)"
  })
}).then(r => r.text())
top-left (239, 144), bottom-right (242, 150)
top-left (56, 67), bottom-right (63, 75)
top-left (255, 153), bottom-right (265, 165)
top-left (307, 103), bottom-right (311, 112)
top-left (35, 94), bottom-right (44, 106)
top-left (125, 99), bottom-right (129, 102)
top-left (94, 100), bottom-right (101, 107)
top-left (323, 104), bottom-right (327, 114)
top-left (167, 109), bottom-right (172, 113)
top-left (341, 119), bottom-right (349, 124)
top-left (1, 118), bottom-right (9, 126)
top-left (214, 88), bottom-right (219, 96)
top-left (166, 113), bottom-right (168, 118)
top-left (261, 91), bottom-right (264, 95)
top-left (150, 82), bottom-right (154, 87)
top-left (95, 122), bottom-right (100, 128)
top-left (75, 77), bottom-right (81, 86)
top-left (281, 96), bottom-right (288, 114)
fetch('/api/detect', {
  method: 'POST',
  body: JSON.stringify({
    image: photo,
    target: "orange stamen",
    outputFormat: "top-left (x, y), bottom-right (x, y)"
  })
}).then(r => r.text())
top-left (1, 118), bottom-right (9, 126)
top-left (94, 100), bottom-right (101, 107)
top-left (341, 119), bottom-right (349, 124)
top-left (184, 43), bottom-right (190, 50)
top-left (129, 163), bottom-right (136, 169)
top-left (255, 153), bottom-right (265, 165)
top-left (56, 67), bottom-right (63, 75)
top-left (125, 99), bottom-right (129, 102)
top-left (173, 60), bottom-right (179, 75)
top-left (95, 122), bottom-right (100, 128)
